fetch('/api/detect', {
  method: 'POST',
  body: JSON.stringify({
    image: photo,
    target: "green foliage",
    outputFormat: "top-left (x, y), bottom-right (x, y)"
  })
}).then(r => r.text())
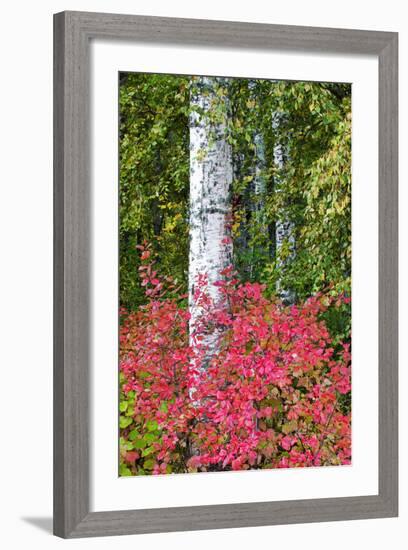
top-left (119, 74), bottom-right (351, 309)
top-left (224, 79), bottom-right (351, 301)
top-left (119, 73), bottom-right (190, 309)
top-left (272, 83), bottom-right (351, 301)
top-left (119, 75), bottom-right (352, 475)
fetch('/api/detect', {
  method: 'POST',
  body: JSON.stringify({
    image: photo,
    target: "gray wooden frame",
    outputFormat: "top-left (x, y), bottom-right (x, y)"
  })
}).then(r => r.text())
top-left (54, 10), bottom-right (398, 538)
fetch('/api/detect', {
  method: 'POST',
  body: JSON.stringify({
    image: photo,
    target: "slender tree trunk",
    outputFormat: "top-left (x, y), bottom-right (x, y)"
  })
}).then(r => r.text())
top-left (273, 114), bottom-right (296, 304)
top-left (244, 80), bottom-right (269, 280)
top-left (188, 76), bottom-right (233, 366)
top-left (253, 132), bottom-right (266, 201)
top-left (249, 130), bottom-right (269, 279)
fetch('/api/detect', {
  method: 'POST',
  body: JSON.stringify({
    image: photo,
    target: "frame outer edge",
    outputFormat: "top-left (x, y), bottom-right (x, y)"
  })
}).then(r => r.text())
top-left (54, 11), bottom-right (91, 538)
top-left (53, 11), bottom-right (399, 537)
top-left (378, 34), bottom-right (398, 515)
top-left (53, 10), bottom-right (66, 538)
top-left (62, 10), bottom-right (394, 54)
top-left (67, 495), bottom-right (392, 538)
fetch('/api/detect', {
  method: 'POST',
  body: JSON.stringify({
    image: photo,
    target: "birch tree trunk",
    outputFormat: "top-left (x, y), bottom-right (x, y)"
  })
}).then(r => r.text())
top-left (245, 80), bottom-right (268, 279)
top-left (188, 76), bottom-right (233, 366)
top-left (273, 114), bottom-right (296, 304)
top-left (250, 130), bottom-right (269, 278)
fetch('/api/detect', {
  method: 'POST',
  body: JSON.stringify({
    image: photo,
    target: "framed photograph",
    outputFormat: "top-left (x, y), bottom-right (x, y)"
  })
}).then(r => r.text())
top-left (53, 11), bottom-right (398, 538)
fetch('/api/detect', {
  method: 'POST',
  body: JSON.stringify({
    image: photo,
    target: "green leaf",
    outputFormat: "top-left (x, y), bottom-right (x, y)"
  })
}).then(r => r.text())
top-left (143, 458), bottom-right (155, 470)
top-left (120, 416), bottom-right (133, 429)
top-left (119, 464), bottom-right (132, 476)
top-left (128, 429), bottom-right (139, 441)
top-left (144, 433), bottom-right (157, 444)
top-left (146, 420), bottom-right (159, 432)
top-left (141, 445), bottom-right (156, 457)
top-left (133, 438), bottom-right (147, 449)
top-left (119, 401), bottom-right (128, 413)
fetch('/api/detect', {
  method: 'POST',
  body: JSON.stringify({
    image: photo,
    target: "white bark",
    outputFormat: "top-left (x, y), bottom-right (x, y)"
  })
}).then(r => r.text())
top-left (188, 77), bottom-right (233, 364)
top-left (249, 81), bottom-right (267, 214)
top-left (253, 132), bottom-right (266, 199)
top-left (247, 131), bottom-right (268, 278)
top-left (246, 80), bottom-right (268, 276)
top-left (273, 114), bottom-right (296, 304)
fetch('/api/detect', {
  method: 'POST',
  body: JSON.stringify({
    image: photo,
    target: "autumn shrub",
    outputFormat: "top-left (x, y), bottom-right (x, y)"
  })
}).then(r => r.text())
top-left (119, 245), bottom-right (351, 476)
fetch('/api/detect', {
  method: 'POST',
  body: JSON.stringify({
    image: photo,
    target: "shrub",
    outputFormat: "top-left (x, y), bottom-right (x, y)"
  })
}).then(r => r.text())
top-left (119, 245), bottom-right (351, 475)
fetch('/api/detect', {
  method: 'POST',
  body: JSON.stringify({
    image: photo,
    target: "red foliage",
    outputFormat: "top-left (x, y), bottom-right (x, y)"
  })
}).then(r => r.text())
top-left (120, 244), bottom-right (351, 475)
